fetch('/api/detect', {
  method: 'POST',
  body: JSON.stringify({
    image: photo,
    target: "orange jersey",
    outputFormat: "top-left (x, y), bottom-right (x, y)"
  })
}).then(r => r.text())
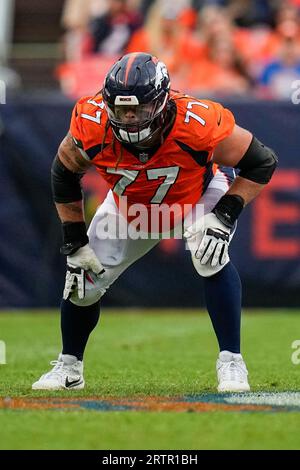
top-left (70, 92), bottom-right (235, 218)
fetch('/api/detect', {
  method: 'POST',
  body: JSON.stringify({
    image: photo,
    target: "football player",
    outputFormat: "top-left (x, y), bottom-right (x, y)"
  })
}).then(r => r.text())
top-left (32, 52), bottom-right (277, 392)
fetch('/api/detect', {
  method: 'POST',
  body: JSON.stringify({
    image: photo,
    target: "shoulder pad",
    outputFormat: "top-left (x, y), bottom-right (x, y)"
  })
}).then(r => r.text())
top-left (173, 96), bottom-right (235, 150)
top-left (70, 94), bottom-right (112, 159)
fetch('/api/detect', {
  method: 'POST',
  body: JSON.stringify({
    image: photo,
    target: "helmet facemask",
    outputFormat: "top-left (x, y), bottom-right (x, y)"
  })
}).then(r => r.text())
top-left (106, 91), bottom-right (169, 145)
top-left (102, 53), bottom-right (171, 146)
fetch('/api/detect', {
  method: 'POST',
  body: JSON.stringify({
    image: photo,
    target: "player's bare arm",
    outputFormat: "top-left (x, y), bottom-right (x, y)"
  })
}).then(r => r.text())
top-left (53, 132), bottom-right (92, 223)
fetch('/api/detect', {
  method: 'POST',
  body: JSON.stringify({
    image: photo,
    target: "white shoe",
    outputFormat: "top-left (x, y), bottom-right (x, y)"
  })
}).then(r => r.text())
top-left (216, 350), bottom-right (250, 392)
top-left (32, 354), bottom-right (85, 390)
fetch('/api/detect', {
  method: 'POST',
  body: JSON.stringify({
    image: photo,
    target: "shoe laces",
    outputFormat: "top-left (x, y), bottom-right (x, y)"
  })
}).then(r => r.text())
top-left (219, 360), bottom-right (247, 382)
top-left (46, 360), bottom-right (66, 379)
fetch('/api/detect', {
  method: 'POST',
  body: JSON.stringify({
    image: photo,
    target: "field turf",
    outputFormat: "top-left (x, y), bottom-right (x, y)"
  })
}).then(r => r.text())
top-left (0, 309), bottom-right (299, 450)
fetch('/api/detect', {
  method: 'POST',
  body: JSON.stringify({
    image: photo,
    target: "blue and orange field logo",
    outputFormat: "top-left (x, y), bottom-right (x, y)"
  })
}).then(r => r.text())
top-left (1, 393), bottom-right (300, 412)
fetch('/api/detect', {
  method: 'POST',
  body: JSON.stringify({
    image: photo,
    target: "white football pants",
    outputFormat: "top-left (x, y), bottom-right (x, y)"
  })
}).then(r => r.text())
top-left (70, 168), bottom-right (235, 306)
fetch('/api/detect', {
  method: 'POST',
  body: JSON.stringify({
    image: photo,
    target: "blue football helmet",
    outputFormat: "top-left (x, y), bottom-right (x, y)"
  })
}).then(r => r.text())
top-left (102, 52), bottom-right (171, 145)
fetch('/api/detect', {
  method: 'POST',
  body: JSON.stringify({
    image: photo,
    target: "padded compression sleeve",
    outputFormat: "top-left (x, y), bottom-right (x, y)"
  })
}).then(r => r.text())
top-left (235, 136), bottom-right (278, 184)
top-left (51, 155), bottom-right (83, 203)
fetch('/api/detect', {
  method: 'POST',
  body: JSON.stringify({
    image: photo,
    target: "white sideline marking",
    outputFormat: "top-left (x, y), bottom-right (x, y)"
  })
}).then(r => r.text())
top-left (224, 392), bottom-right (300, 408)
top-left (0, 340), bottom-right (6, 364)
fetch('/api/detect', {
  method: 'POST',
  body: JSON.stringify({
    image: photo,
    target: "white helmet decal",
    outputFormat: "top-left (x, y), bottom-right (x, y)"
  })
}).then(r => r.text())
top-left (154, 61), bottom-right (169, 90)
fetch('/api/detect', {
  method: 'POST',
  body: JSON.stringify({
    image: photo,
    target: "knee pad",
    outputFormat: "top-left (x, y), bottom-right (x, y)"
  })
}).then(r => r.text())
top-left (191, 254), bottom-right (230, 278)
top-left (69, 270), bottom-right (108, 307)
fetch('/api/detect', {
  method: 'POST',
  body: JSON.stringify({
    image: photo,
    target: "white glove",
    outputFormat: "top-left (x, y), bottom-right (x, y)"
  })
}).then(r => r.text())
top-left (184, 212), bottom-right (231, 268)
top-left (63, 244), bottom-right (105, 300)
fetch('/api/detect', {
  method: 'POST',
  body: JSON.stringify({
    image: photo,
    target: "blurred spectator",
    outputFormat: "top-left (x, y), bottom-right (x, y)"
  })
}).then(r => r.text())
top-left (89, 0), bottom-right (142, 55)
top-left (226, 0), bottom-right (277, 27)
top-left (139, 0), bottom-right (156, 16)
top-left (259, 2), bottom-right (300, 61)
top-left (259, 35), bottom-right (300, 98)
top-left (62, 0), bottom-right (142, 59)
top-left (186, 34), bottom-right (252, 96)
top-left (58, 0), bottom-right (300, 98)
top-left (194, 5), bottom-right (258, 74)
top-left (58, 0), bottom-right (142, 96)
top-left (62, 0), bottom-right (108, 30)
top-left (126, 0), bottom-right (201, 87)
top-left (62, 0), bottom-right (108, 60)
top-left (195, 3), bottom-right (300, 84)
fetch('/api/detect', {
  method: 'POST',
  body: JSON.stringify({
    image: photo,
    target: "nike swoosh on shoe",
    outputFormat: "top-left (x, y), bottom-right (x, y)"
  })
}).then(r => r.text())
top-left (65, 377), bottom-right (83, 388)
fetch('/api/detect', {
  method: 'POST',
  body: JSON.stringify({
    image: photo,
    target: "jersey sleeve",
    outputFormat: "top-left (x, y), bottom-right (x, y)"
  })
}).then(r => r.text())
top-left (174, 96), bottom-right (235, 156)
top-left (209, 101), bottom-right (235, 149)
top-left (69, 97), bottom-right (86, 148)
top-left (69, 96), bottom-right (107, 160)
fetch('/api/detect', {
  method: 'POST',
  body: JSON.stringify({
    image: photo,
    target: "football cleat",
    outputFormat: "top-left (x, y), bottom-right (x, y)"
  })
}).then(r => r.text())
top-left (32, 354), bottom-right (84, 390)
top-left (216, 350), bottom-right (250, 392)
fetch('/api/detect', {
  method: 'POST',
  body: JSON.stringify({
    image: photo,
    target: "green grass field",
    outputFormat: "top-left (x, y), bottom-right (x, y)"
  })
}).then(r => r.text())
top-left (0, 309), bottom-right (300, 450)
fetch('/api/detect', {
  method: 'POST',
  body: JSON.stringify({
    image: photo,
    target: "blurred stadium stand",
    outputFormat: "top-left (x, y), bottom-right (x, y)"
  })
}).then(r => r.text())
top-left (10, 0), bottom-right (63, 90)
